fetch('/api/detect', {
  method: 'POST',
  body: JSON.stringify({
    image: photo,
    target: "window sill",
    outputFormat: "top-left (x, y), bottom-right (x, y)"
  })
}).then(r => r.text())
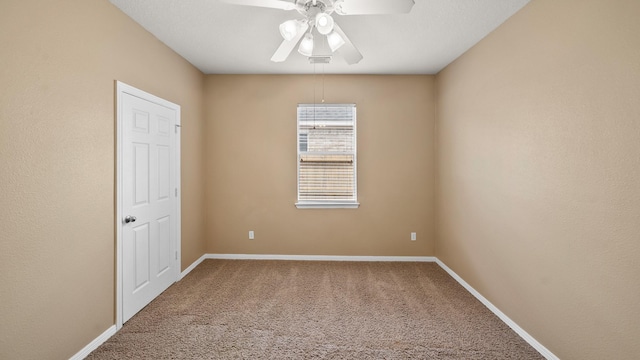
top-left (295, 202), bottom-right (360, 209)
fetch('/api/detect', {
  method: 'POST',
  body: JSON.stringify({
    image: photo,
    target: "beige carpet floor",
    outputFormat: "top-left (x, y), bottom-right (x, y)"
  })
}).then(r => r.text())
top-left (87, 260), bottom-right (544, 359)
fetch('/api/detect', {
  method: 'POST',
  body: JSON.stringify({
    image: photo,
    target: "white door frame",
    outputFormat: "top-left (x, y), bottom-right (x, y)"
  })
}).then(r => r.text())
top-left (115, 81), bottom-right (181, 329)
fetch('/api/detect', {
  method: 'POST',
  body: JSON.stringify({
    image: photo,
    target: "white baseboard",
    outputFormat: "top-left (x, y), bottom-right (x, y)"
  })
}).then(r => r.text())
top-left (435, 259), bottom-right (558, 360)
top-left (205, 253), bottom-right (437, 262)
top-left (68, 325), bottom-right (116, 360)
top-left (180, 254), bottom-right (208, 279)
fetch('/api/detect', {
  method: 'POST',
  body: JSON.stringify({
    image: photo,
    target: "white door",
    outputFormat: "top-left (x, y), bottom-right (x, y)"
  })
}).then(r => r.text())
top-left (119, 85), bottom-right (180, 323)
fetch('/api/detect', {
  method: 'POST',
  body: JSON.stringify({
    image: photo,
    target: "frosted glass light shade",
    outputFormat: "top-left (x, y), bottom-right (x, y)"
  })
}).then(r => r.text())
top-left (298, 33), bottom-right (314, 56)
top-left (315, 13), bottom-right (334, 35)
top-left (327, 31), bottom-right (345, 52)
top-left (279, 20), bottom-right (300, 41)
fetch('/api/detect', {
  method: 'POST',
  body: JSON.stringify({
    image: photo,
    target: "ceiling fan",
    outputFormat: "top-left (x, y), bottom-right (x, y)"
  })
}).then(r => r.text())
top-left (220, 0), bottom-right (415, 64)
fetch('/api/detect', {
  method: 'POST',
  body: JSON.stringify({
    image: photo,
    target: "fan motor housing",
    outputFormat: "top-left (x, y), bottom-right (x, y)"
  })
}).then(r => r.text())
top-left (296, 0), bottom-right (337, 17)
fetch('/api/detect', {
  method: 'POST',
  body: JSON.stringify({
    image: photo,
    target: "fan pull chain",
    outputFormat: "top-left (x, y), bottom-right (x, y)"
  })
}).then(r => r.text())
top-left (313, 63), bottom-right (316, 129)
top-left (322, 63), bottom-right (325, 103)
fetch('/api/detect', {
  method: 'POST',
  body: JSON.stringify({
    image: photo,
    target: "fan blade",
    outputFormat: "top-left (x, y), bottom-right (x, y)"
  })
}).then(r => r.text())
top-left (333, 24), bottom-right (363, 65)
top-left (219, 0), bottom-right (296, 11)
top-left (335, 0), bottom-right (415, 15)
top-left (271, 23), bottom-right (309, 62)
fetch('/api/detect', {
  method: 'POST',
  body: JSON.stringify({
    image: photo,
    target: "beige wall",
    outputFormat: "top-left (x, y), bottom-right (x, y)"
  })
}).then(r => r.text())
top-left (435, 0), bottom-right (640, 359)
top-left (204, 75), bottom-right (435, 256)
top-left (0, 0), bottom-right (206, 359)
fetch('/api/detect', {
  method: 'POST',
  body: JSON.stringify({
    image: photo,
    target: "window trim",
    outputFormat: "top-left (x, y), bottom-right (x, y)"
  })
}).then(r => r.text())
top-left (295, 103), bottom-right (359, 209)
top-left (295, 201), bottom-right (360, 209)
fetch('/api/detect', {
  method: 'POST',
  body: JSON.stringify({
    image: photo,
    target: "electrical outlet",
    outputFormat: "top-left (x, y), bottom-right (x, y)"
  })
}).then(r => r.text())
top-left (249, 231), bottom-right (254, 240)
top-left (411, 232), bottom-right (417, 241)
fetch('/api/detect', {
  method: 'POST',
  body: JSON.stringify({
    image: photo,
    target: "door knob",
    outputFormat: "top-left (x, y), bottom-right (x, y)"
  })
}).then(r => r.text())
top-left (124, 215), bottom-right (137, 224)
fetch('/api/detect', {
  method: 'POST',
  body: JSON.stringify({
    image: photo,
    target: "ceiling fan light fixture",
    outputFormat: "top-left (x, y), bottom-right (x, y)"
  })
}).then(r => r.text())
top-left (327, 31), bottom-right (345, 52)
top-left (279, 19), bottom-right (302, 41)
top-left (315, 13), bottom-right (334, 35)
top-left (298, 32), bottom-right (314, 57)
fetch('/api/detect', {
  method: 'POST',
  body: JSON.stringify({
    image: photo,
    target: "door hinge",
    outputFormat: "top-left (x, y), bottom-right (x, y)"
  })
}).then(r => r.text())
top-left (175, 188), bottom-right (178, 197)
top-left (175, 251), bottom-right (178, 260)
top-left (175, 124), bottom-right (181, 133)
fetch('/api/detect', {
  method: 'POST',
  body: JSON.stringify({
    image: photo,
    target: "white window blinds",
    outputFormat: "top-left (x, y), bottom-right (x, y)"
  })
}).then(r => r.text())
top-left (296, 104), bottom-right (359, 209)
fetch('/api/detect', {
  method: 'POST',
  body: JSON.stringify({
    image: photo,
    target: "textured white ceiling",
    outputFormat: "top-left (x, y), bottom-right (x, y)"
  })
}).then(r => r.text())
top-left (108, 0), bottom-right (530, 74)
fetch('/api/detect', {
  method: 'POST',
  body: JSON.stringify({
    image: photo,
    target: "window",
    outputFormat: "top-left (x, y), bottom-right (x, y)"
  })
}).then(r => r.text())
top-left (296, 104), bottom-right (359, 209)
